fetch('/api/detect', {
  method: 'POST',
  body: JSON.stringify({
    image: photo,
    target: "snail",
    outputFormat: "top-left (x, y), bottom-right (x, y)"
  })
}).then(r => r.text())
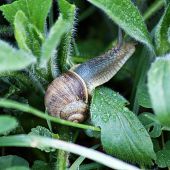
top-left (44, 31), bottom-right (136, 123)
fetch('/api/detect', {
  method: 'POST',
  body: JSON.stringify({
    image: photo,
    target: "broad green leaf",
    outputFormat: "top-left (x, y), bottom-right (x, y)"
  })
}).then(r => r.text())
top-left (32, 160), bottom-right (47, 170)
top-left (0, 0), bottom-right (52, 33)
top-left (0, 40), bottom-right (36, 73)
top-left (137, 84), bottom-right (152, 108)
top-left (0, 115), bottom-right (18, 135)
top-left (39, 15), bottom-right (68, 68)
top-left (163, 141), bottom-right (170, 150)
top-left (29, 126), bottom-right (55, 152)
top-left (86, 0), bottom-right (155, 52)
top-left (155, 4), bottom-right (170, 55)
top-left (155, 150), bottom-right (170, 168)
top-left (138, 112), bottom-right (162, 138)
top-left (91, 87), bottom-right (156, 164)
top-left (0, 135), bottom-right (140, 170)
top-left (148, 55), bottom-right (170, 129)
top-left (14, 11), bottom-right (44, 57)
top-left (0, 155), bottom-right (29, 170)
top-left (57, 0), bottom-right (76, 72)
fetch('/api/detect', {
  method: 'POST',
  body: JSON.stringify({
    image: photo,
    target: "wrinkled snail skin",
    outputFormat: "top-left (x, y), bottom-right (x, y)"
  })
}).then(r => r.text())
top-left (44, 42), bottom-right (135, 123)
top-left (74, 42), bottom-right (135, 95)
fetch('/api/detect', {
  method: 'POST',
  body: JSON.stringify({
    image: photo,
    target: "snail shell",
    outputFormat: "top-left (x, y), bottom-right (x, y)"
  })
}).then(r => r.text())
top-left (44, 71), bottom-right (89, 123)
top-left (45, 39), bottom-right (136, 123)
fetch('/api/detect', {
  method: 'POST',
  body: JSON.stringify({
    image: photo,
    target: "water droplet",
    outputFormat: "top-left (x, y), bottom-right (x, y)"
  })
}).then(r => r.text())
top-left (123, 107), bottom-right (129, 112)
top-left (113, 115), bottom-right (116, 122)
top-left (102, 117), bottom-right (108, 122)
top-left (140, 128), bottom-right (145, 132)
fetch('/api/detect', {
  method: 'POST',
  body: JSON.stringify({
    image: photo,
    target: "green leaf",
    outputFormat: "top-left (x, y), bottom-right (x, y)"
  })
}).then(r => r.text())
top-left (91, 87), bottom-right (156, 164)
top-left (0, 115), bottom-right (18, 135)
top-left (14, 11), bottom-right (44, 57)
top-left (155, 4), bottom-right (170, 55)
top-left (0, 40), bottom-right (36, 73)
top-left (148, 55), bottom-right (170, 129)
top-left (137, 84), bottom-right (152, 108)
top-left (155, 150), bottom-right (170, 168)
top-left (39, 14), bottom-right (68, 68)
top-left (0, 155), bottom-right (29, 170)
top-left (163, 141), bottom-right (170, 150)
top-left (138, 112), bottom-right (162, 138)
top-left (32, 160), bottom-right (47, 170)
top-left (29, 126), bottom-right (55, 152)
top-left (0, 135), bottom-right (140, 170)
top-left (6, 166), bottom-right (30, 170)
top-left (0, 0), bottom-right (52, 33)
top-left (165, 0), bottom-right (170, 6)
top-left (168, 27), bottom-right (170, 43)
top-left (57, 0), bottom-right (76, 72)
top-left (86, 0), bottom-right (155, 52)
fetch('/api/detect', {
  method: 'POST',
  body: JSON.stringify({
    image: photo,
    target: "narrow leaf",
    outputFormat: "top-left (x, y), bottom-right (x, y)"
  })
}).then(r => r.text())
top-left (137, 84), bottom-right (152, 108)
top-left (0, 0), bottom-right (52, 33)
top-left (39, 15), bottom-right (68, 68)
top-left (0, 40), bottom-right (36, 73)
top-left (14, 11), bottom-right (44, 57)
top-left (148, 55), bottom-right (170, 129)
top-left (0, 155), bottom-right (29, 170)
top-left (91, 87), bottom-right (156, 164)
top-left (57, 0), bottom-right (76, 72)
top-left (0, 115), bottom-right (18, 135)
top-left (155, 4), bottom-right (170, 55)
top-left (0, 135), bottom-right (140, 170)
top-left (86, 0), bottom-right (155, 52)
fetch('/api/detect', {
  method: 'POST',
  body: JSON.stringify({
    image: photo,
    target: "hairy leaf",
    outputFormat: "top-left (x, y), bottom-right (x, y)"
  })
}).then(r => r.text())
top-left (29, 126), bottom-right (55, 152)
top-left (14, 11), bottom-right (44, 57)
top-left (148, 55), bottom-right (170, 129)
top-left (86, 0), bottom-right (155, 52)
top-left (0, 40), bottom-right (36, 73)
top-left (57, 0), bottom-right (76, 72)
top-left (137, 84), bottom-right (152, 108)
top-left (40, 14), bottom-right (68, 68)
top-left (0, 115), bottom-right (18, 135)
top-left (155, 4), bottom-right (170, 55)
top-left (0, 155), bottom-right (29, 170)
top-left (138, 112), bottom-right (162, 138)
top-left (91, 87), bottom-right (156, 164)
top-left (0, 0), bottom-right (52, 33)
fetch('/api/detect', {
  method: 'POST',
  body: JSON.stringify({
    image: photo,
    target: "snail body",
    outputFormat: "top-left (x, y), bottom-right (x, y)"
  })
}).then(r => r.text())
top-left (45, 40), bottom-right (135, 123)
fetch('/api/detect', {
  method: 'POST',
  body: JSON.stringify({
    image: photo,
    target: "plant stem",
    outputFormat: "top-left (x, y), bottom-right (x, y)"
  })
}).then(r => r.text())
top-left (57, 125), bottom-right (71, 169)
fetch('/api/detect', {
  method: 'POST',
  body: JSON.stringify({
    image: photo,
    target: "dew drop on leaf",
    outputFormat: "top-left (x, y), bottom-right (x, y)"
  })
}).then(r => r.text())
top-left (102, 117), bottom-right (108, 122)
top-left (113, 115), bottom-right (116, 122)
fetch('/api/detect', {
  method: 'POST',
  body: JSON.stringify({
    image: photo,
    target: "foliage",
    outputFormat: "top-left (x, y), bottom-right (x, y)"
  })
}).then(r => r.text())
top-left (0, 0), bottom-right (170, 169)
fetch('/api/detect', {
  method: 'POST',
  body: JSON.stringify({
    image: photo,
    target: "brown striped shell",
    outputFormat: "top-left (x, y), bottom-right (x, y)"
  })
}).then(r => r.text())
top-left (44, 71), bottom-right (89, 123)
